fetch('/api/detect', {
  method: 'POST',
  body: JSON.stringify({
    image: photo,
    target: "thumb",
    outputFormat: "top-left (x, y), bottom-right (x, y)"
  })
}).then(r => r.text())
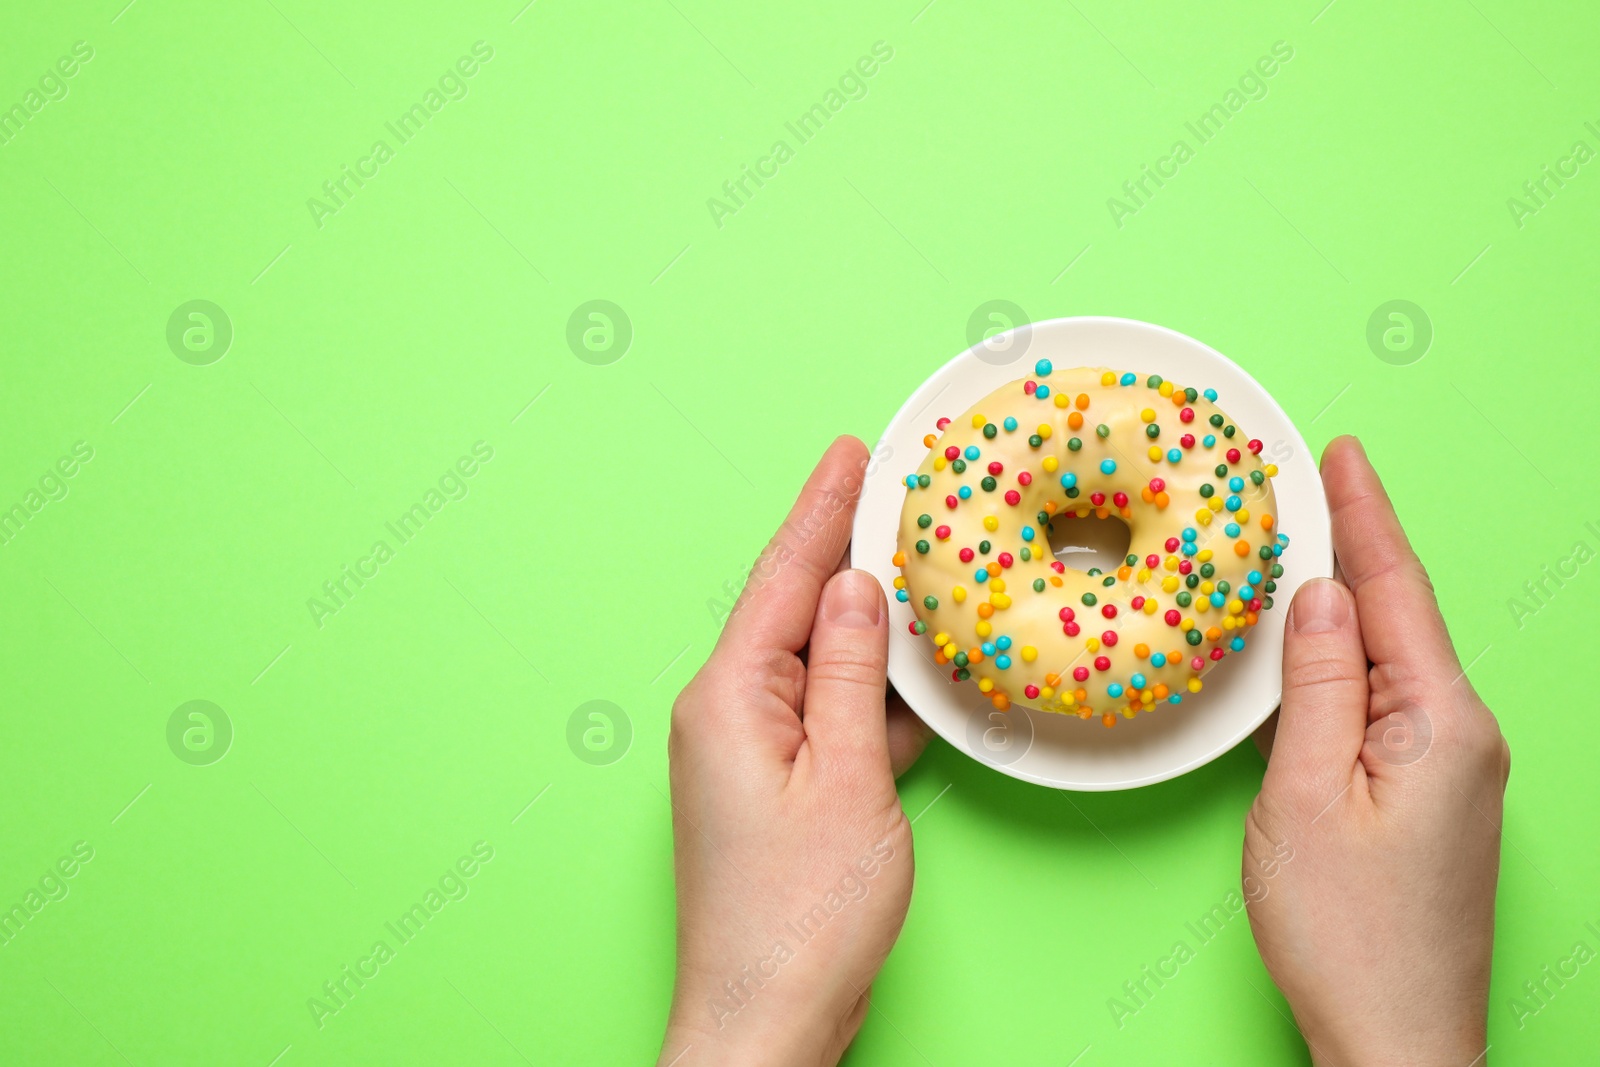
top-left (803, 570), bottom-right (891, 774)
top-left (1263, 578), bottom-right (1369, 797)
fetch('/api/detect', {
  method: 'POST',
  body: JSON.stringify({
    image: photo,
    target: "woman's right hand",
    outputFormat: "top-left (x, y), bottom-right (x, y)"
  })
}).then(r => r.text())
top-left (1244, 436), bottom-right (1510, 1066)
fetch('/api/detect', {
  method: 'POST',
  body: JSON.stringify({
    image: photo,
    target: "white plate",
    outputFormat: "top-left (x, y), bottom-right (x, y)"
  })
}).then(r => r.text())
top-left (851, 316), bottom-right (1333, 791)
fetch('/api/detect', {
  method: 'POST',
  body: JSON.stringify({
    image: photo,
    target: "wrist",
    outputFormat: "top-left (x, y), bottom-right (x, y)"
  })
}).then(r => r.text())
top-left (661, 974), bottom-right (863, 1067)
top-left (1305, 1020), bottom-right (1488, 1067)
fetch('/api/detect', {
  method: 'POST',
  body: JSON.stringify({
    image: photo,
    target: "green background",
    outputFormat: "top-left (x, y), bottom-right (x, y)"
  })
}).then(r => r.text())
top-left (1, 0), bottom-right (1596, 1063)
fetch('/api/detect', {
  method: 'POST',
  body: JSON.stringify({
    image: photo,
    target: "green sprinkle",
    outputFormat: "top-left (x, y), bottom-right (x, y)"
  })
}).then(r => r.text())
top-left (952, 459), bottom-right (967, 474)
top-left (1176, 591), bottom-right (1192, 607)
top-left (1185, 573), bottom-right (1200, 589)
top-left (1125, 554), bottom-right (1139, 566)
top-left (1264, 580), bottom-right (1277, 593)
top-left (915, 540), bottom-right (930, 554)
top-left (979, 540), bottom-right (991, 554)
top-left (1271, 563), bottom-right (1284, 578)
top-left (1215, 464), bottom-right (1230, 478)
top-left (1036, 510), bottom-right (1051, 525)
top-left (912, 621), bottom-right (927, 634)
top-left (1200, 562), bottom-right (1215, 578)
top-left (1096, 424), bottom-right (1111, 438)
top-left (1029, 434), bottom-right (1044, 448)
top-left (1102, 575), bottom-right (1116, 587)
top-left (1223, 425), bottom-right (1236, 438)
top-left (1068, 437), bottom-right (1083, 452)
top-left (1250, 470), bottom-right (1265, 485)
top-left (1186, 628), bottom-right (1203, 646)
top-left (1087, 568), bottom-right (1102, 577)
top-left (1184, 387), bottom-right (1198, 402)
top-left (1147, 375), bottom-right (1163, 388)
top-left (917, 474), bottom-right (931, 487)
top-left (1082, 592), bottom-right (1098, 606)
top-left (983, 423), bottom-right (998, 439)
top-left (956, 668), bottom-right (970, 680)
top-left (1199, 484), bottom-right (1215, 498)
top-left (1065, 486), bottom-right (1080, 498)
top-left (1020, 546), bottom-right (1032, 561)
top-left (1259, 545), bottom-right (1274, 560)
top-left (1209, 413), bottom-right (1224, 428)
top-left (1262, 595), bottom-right (1274, 610)
top-left (923, 595), bottom-right (938, 610)
top-left (981, 476), bottom-right (997, 491)
top-left (1145, 423), bottom-right (1160, 439)
top-left (954, 651), bottom-right (969, 667)
top-left (917, 514), bottom-right (932, 528)
top-left (1217, 580), bottom-right (1231, 595)
top-left (1033, 578), bottom-right (1046, 592)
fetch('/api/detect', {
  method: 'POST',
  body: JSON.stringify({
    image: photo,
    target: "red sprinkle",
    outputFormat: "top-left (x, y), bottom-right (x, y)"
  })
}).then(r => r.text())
top-left (1131, 596), bottom-right (1145, 609)
top-left (1073, 666), bottom-right (1090, 682)
top-left (1004, 490), bottom-right (1021, 506)
top-left (1226, 448), bottom-right (1241, 463)
top-left (1180, 434), bottom-right (1195, 449)
top-left (1024, 380), bottom-right (1037, 395)
top-left (1178, 559), bottom-right (1193, 574)
top-left (998, 552), bottom-right (1014, 568)
top-left (1102, 630), bottom-right (1118, 646)
top-left (1059, 607), bottom-right (1076, 621)
top-left (1024, 684), bottom-right (1040, 699)
top-left (1165, 537), bottom-right (1181, 552)
top-left (1051, 561), bottom-right (1066, 573)
top-left (1150, 478), bottom-right (1166, 493)
top-left (935, 525), bottom-right (951, 540)
top-left (959, 547), bottom-right (975, 562)
top-left (1090, 492), bottom-right (1106, 506)
top-left (1165, 610), bottom-right (1181, 626)
top-left (1191, 656), bottom-right (1205, 671)
top-left (936, 417), bottom-right (951, 430)
top-left (988, 461), bottom-right (1003, 475)
top-left (945, 446), bottom-right (960, 460)
top-left (1094, 656), bottom-right (1111, 672)
top-left (1210, 648), bottom-right (1225, 660)
top-left (908, 622), bottom-right (921, 634)
top-left (1064, 622), bottom-right (1081, 636)
top-left (1101, 604), bottom-right (1117, 619)
top-left (1113, 491), bottom-right (1129, 507)
top-left (1248, 439), bottom-right (1263, 454)
top-left (945, 495), bottom-right (958, 509)
top-left (1179, 407), bottom-right (1194, 423)
top-left (1145, 554), bottom-right (1161, 569)
top-left (1017, 471), bottom-right (1033, 486)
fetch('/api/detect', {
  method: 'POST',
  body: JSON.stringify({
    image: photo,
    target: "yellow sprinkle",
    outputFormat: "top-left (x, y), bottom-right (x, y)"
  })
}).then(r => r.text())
top-left (1195, 510), bottom-right (1213, 526)
top-left (1020, 645), bottom-right (1038, 663)
top-left (978, 678), bottom-right (994, 693)
top-left (1140, 408), bottom-right (1156, 423)
top-left (1100, 371), bottom-right (1116, 385)
top-left (983, 515), bottom-right (999, 532)
top-left (1161, 576), bottom-right (1179, 593)
top-left (1041, 685), bottom-right (1056, 699)
top-left (1076, 506), bottom-right (1090, 518)
top-left (990, 578), bottom-right (1006, 593)
top-left (1208, 496), bottom-right (1224, 512)
top-left (933, 632), bottom-right (950, 645)
top-left (1163, 557), bottom-right (1179, 572)
top-left (943, 642), bottom-right (958, 657)
top-left (1236, 508), bottom-right (1250, 523)
top-left (992, 594), bottom-right (1012, 609)
top-left (1264, 463), bottom-right (1279, 477)
top-left (1141, 689), bottom-right (1154, 703)
top-left (1087, 637), bottom-right (1101, 652)
top-left (1201, 581), bottom-right (1215, 594)
top-left (1180, 618), bottom-right (1195, 631)
top-left (1036, 424), bottom-right (1053, 440)
top-left (953, 586), bottom-right (967, 603)
top-left (971, 414), bottom-right (986, 428)
top-left (1042, 455), bottom-right (1058, 473)
top-left (1158, 382), bottom-right (1174, 397)
top-left (934, 457), bottom-right (947, 471)
top-left (1195, 599), bottom-right (1210, 613)
top-left (1138, 568), bottom-right (1152, 582)
top-left (1228, 598), bottom-right (1244, 614)
top-left (1143, 599), bottom-right (1158, 614)
top-left (893, 576), bottom-right (906, 589)
top-left (1147, 446), bottom-right (1163, 461)
top-left (975, 620), bottom-right (992, 637)
top-left (1187, 678), bottom-right (1203, 693)
top-left (1122, 707), bottom-right (1137, 718)
top-left (1053, 392), bottom-right (1070, 408)
top-left (1197, 549), bottom-right (1213, 562)
top-left (1222, 616), bottom-right (1236, 630)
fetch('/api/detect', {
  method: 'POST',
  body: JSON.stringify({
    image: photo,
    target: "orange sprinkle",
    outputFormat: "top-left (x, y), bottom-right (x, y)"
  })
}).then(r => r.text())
top-left (1044, 500), bottom-right (1058, 514)
top-left (892, 551), bottom-right (906, 566)
top-left (1117, 565), bottom-right (1133, 580)
top-left (1095, 506), bottom-right (1109, 519)
top-left (1067, 412), bottom-right (1084, 430)
top-left (992, 693), bottom-right (1010, 711)
top-left (987, 562), bottom-right (1001, 576)
top-left (1049, 576), bottom-right (1063, 586)
top-left (1075, 393), bottom-right (1090, 410)
top-left (1140, 487), bottom-right (1155, 503)
top-left (1154, 491), bottom-right (1170, 508)
top-left (1102, 713), bottom-right (1116, 728)
top-left (977, 603), bottom-right (994, 618)
top-left (1044, 672), bottom-right (1061, 686)
top-left (1134, 643), bottom-right (1150, 658)
top-left (934, 650), bottom-right (948, 665)
top-left (1075, 687), bottom-right (1088, 702)
top-left (968, 647), bottom-right (984, 663)
top-left (1205, 626), bottom-right (1222, 641)
top-left (1234, 540), bottom-right (1250, 556)
top-left (1245, 611), bottom-right (1259, 625)
top-left (1153, 684), bottom-right (1169, 699)
top-left (1261, 514), bottom-right (1275, 530)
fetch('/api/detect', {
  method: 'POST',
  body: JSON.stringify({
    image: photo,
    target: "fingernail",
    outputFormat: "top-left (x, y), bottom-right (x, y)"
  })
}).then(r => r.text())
top-left (822, 570), bottom-right (882, 629)
top-left (1291, 578), bottom-right (1348, 634)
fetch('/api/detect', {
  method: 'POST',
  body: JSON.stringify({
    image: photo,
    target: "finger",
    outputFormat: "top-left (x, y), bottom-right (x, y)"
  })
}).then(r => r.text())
top-left (1252, 709), bottom-right (1279, 762)
top-left (714, 437), bottom-right (869, 669)
top-left (802, 569), bottom-right (891, 772)
top-left (886, 687), bottom-right (933, 778)
top-left (1321, 436), bottom-right (1459, 678)
top-left (1264, 578), bottom-right (1369, 795)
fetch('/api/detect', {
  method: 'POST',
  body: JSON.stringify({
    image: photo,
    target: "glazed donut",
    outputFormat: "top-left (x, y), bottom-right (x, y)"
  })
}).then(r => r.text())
top-left (891, 363), bottom-right (1290, 727)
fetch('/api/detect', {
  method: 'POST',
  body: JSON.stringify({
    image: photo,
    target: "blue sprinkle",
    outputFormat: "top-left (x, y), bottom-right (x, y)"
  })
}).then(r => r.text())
top-left (1248, 570), bottom-right (1262, 584)
top-left (1272, 544), bottom-right (1283, 557)
top-left (904, 475), bottom-right (917, 487)
top-left (1225, 523), bottom-right (1241, 537)
top-left (1060, 472), bottom-right (1077, 489)
top-left (1229, 476), bottom-right (1244, 492)
top-left (1021, 526), bottom-right (1035, 542)
top-left (1239, 585), bottom-right (1255, 600)
top-left (1182, 528), bottom-right (1197, 542)
top-left (1131, 672), bottom-right (1146, 689)
top-left (1277, 533), bottom-right (1290, 545)
top-left (1203, 388), bottom-right (1218, 401)
top-left (1003, 416), bottom-right (1018, 432)
top-left (1167, 448), bottom-right (1182, 463)
top-left (974, 570), bottom-right (988, 584)
top-left (1169, 694), bottom-right (1183, 704)
top-left (1037, 385), bottom-right (1050, 399)
top-left (964, 445), bottom-right (980, 460)
top-left (1210, 591), bottom-right (1226, 607)
top-left (896, 589), bottom-right (909, 602)
top-left (1120, 372), bottom-right (1137, 385)
top-left (1151, 652), bottom-right (1167, 668)
top-left (995, 654), bottom-right (1011, 670)
top-left (1034, 359), bottom-right (1053, 376)
top-left (1225, 494), bottom-right (1242, 511)
top-left (1203, 434), bottom-right (1216, 448)
top-left (1107, 682), bottom-right (1124, 698)
top-left (1181, 542), bottom-right (1197, 556)
top-left (959, 485), bottom-right (972, 499)
top-left (1100, 459), bottom-right (1117, 474)
top-left (996, 635), bottom-right (1012, 651)
top-left (981, 642), bottom-right (996, 656)
top-left (1230, 637), bottom-right (1245, 651)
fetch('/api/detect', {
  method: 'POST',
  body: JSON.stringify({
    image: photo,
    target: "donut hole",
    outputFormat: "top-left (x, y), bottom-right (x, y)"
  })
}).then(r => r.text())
top-left (1046, 513), bottom-right (1132, 574)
